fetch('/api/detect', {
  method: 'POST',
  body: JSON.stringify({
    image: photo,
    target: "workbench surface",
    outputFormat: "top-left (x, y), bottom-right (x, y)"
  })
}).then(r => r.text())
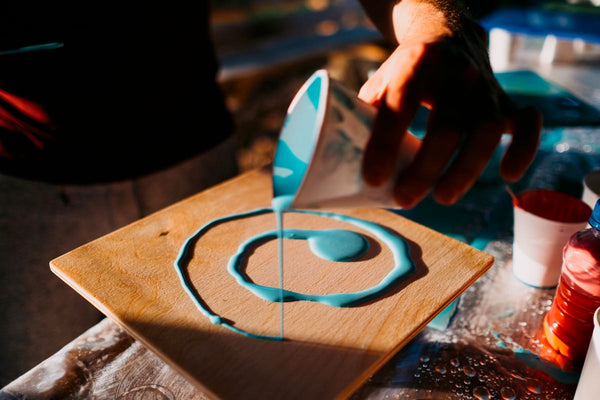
top-left (2, 50), bottom-right (600, 400)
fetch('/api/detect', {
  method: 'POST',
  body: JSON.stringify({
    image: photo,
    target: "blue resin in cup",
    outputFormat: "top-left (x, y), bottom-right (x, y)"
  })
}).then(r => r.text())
top-left (272, 69), bottom-right (421, 209)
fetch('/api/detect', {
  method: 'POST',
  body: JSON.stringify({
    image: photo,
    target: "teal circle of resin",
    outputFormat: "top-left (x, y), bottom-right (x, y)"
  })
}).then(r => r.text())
top-left (174, 199), bottom-right (415, 341)
top-left (228, 207), bottom-right (413, 308)
top-left (174, 71), bottom-right (415, 341)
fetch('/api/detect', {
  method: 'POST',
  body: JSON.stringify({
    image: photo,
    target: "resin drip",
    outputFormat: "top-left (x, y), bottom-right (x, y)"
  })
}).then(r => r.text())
top-left (271, 195), bottom-right (294, 340)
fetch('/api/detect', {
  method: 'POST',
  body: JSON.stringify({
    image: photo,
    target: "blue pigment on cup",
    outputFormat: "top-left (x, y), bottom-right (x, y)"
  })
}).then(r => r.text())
top-left (272, 71), bottom-right (325, 199)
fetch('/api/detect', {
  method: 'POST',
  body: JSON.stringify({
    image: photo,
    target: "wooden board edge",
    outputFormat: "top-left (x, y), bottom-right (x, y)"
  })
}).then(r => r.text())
top-left (49, 260), bottom-right (222, 400)
top-left (336, 252), bottom-right (495, 400)
top-left (49, 166), bottom-right (273, 266)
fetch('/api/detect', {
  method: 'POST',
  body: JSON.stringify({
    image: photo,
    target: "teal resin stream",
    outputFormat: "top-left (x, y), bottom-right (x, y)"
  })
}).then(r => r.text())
top-left (173, 196), bottom-right (415, 341)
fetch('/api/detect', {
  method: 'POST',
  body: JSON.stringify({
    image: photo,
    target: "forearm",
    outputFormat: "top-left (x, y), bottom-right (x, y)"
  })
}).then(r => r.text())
top-left (359, 0), bottom-right (471, 44)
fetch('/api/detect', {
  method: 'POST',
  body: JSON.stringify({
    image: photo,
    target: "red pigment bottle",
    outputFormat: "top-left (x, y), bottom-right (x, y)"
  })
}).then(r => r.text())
top-left (544, 199), bottom-right (600, 362)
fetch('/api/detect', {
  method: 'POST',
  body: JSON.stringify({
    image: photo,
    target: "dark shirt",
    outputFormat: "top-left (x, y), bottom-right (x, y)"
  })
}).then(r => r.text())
top-left (0, 2), bottom-right (233, 183)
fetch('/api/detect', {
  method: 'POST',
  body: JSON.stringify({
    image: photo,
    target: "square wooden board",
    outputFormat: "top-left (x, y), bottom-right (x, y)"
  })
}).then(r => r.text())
top-left (51, 167), bottom-right (494, 399)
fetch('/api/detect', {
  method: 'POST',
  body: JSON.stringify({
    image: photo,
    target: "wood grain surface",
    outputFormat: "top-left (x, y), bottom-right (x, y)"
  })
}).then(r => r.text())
top-left (50, 166), bottom-right (494, 400)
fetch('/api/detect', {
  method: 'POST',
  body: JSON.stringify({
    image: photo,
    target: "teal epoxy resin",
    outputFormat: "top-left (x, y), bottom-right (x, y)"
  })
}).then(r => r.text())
top-left (174, 198), bottom-right (415, 341)
top-left (272, 195), bottom-right (291, 340)
top-left (174, 71), bottom-right (417, 340)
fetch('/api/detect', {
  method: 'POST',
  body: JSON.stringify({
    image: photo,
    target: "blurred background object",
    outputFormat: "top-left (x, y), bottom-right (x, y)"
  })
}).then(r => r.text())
top-left (210, 0), bottom-right (600, 175)
top-left (210, 0), bottom-right (387, 172)
top-left (482, 1), bottom-right (600, 69)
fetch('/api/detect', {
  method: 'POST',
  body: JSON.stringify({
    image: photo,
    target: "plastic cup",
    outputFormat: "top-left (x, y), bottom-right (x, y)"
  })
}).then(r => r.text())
top-left (582, 170), bottom-right (600, 211)
top-left (512, 189), bottom-right (592, 288)
top-left (574, 307), bottom-right (600, 400)
top-left (272, 69), bottom-right (421, 209)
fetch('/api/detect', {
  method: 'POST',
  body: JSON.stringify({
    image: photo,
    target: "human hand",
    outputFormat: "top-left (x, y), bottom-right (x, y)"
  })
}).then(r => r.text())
top-left (358, 0), bottom-right (542, 208)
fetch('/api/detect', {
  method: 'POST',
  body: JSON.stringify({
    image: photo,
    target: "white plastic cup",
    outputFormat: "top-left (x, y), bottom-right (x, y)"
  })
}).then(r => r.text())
top-left (574, 307), bottom-right (600, 400)
top-left (582, 170), bottom-right (600, 211)
top-left (512, 189), bottom-right (592, 288)
top-left (272, 69), bottom-right (421, 209)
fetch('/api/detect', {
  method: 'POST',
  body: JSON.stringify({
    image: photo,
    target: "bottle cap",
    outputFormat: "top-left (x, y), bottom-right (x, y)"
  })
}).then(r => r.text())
top-left (590, 199), bottom-right (600, 230)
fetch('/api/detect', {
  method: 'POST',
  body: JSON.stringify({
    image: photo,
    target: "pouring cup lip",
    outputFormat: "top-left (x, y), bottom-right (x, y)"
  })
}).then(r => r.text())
top-left (272, 69), bottom-right (330, 203)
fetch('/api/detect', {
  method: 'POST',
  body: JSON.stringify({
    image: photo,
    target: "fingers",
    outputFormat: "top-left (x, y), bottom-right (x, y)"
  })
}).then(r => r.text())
top-left (389, 52), bottom-right (480, 207)
top-left (430, 78), bottom-right (504, 204)
top-left (358, 43), bottom-right (429, 107)
top-left (427, 101), bottom-right (540, 205)
top-left (361, 47), bottom-right (425, 186)
top-left (500, 106), bottom-right (542, 182)
top-left (393, 108), bottom-right (463, 207)
top-left (362, 89), bottom-right (420, 186)
top-left (433, 120), bottom-right (503, 204)
top-left (360, 37), bottom-right (542, 208)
